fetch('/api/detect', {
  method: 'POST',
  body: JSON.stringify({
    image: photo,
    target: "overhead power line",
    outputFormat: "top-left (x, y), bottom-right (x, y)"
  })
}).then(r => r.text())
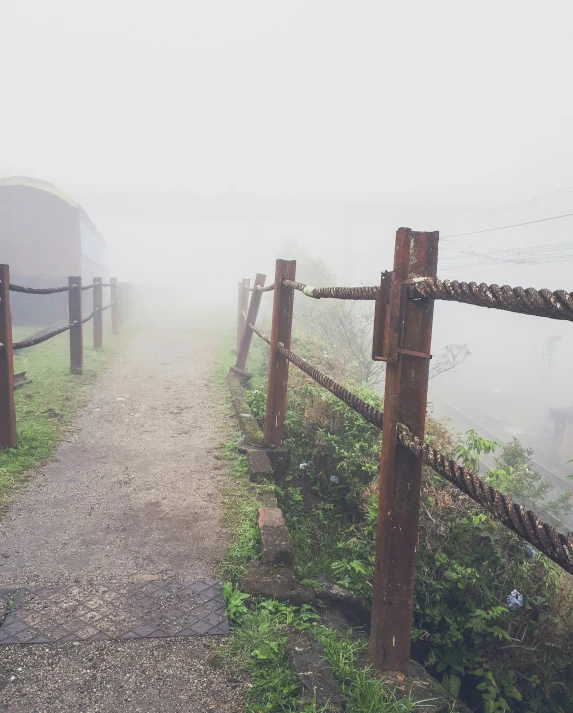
top-left (504, 184), bottom-right (573, 211)
top-left (442, 212), bottom-right (573, 240)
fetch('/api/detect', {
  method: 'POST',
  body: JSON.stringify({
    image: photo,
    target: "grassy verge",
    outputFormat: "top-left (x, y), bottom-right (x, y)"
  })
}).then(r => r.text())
top-left (0, 323), bottom-right (125, 502)
top-left (213, 335), bottom-right (429, 713)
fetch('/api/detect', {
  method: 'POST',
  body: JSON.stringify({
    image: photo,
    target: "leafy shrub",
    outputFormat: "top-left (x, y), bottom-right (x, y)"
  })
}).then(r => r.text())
top-left (242, 336), bottom-right (573, 712)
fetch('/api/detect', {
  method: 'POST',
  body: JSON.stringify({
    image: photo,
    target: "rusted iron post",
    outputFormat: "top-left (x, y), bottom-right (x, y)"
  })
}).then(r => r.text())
top-left (236, 279), bottom-right (250, 352)
top-left (0, 265), bottom-right (16, 449)
top-left (110, 278), bottom-right (119, 335)
top-left (68, 276), bottom-right (83, 374)
top-left (264, 260), bottom-right (296, 447)
top-left (369, 228), bottom-right (439, 675)
top-left (235, 274), bottom-right (266, 372)
top-left (118, 283), bottom-right (124, 327)
top-left (93, 277), bottom-right (103, 350)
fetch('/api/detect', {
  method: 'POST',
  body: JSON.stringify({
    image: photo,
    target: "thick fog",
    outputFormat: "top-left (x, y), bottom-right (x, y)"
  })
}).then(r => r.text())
top-left (2, 3), bottom-right (572, 489)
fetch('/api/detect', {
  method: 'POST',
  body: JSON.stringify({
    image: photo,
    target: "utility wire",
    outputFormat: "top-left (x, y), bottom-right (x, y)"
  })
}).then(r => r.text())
top-left (504, 184), bottom-right (573, 211)
top-left (442, 212), bottom-right (573, 240)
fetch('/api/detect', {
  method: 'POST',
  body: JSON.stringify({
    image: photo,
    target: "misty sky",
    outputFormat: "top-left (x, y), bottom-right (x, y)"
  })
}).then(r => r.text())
top-left (2, 1), bottom-right (573, 464)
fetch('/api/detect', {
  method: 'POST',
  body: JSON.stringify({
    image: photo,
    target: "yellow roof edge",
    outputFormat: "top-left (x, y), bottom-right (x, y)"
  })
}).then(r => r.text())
top-left (0, 176), bottom-right (79, 209)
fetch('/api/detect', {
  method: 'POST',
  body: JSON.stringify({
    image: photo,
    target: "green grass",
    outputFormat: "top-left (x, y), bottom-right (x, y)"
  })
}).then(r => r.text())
top-left (0, 322), bottom-right (125, 501)
top-left (213, 335), bottom-right (431, 713)
top-left (218, 441), bottom-right (262, 582)
top-left (213, 588), bottom-right (431, 713)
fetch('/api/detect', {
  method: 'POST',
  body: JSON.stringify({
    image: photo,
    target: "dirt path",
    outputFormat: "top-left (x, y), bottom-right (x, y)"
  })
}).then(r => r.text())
top-left (0, 327), bottom-right (243, 712)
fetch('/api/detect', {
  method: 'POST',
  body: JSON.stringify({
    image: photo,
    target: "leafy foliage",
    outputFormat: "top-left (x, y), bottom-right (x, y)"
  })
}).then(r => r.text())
top-left (238, 335), bottom-right (573, 712)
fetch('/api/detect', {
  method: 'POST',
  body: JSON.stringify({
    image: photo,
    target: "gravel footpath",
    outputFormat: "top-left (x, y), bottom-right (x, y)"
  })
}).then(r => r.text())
top-left (0, 327), bottom-right (244, 712)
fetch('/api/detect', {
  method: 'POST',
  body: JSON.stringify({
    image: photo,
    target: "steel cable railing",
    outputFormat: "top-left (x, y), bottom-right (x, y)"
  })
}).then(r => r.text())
top-left (280, 277), bottom-right (573, 322)
top-left (248, 325), bottom-right (573, 576)
top-left (9, 283), bottom-right (71, 295)
top-left (11, 304), bottom-right (115, 349)
top-left (13, 324), bottom-right (73, 350)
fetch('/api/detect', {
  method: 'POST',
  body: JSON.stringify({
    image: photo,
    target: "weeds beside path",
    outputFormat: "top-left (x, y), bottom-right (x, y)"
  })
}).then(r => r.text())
top-left (0, 323), bottom-right (124, 504)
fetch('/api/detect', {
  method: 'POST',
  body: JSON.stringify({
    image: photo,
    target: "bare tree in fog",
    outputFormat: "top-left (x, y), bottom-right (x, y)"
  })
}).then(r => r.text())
top-left (296, 301), bottom-right (471, 390)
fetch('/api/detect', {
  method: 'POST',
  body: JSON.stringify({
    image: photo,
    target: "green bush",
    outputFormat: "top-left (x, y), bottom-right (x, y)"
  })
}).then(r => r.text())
top-left (242, 336), bottom-right (573, 712)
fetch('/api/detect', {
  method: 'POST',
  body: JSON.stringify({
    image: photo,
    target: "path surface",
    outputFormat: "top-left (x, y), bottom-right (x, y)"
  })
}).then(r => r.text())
top-left (0, 327), bottom-right (243, 712)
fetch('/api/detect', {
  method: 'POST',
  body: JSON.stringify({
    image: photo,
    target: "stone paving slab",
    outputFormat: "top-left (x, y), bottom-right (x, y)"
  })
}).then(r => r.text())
top-left (0, 579), bottom-right (228, 645)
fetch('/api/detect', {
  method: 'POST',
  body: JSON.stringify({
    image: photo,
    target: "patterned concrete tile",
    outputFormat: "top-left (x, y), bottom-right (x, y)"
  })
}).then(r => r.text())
top-left (0, 580), bottom-right (228, 645)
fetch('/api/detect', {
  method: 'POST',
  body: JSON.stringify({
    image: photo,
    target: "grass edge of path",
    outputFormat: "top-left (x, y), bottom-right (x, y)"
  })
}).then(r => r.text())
top-left (0, 324), bottom-right (128, 504)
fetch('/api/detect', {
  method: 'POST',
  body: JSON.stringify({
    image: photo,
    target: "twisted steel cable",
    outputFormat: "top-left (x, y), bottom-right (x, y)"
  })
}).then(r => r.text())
top-left (396, 425), bottom-right (573, 574)
top-left (409, 278), bottom-right (573, 322)
top-left (248, 323), bottom-right (271, 345)
top-left (281, 276), bottom-right (573, 321)
top-left (246, 330), bottom-right (573, 574)
top-left (276, 342), bottom-right (384, 429)
top-left (283, 279), bottom-right (379, 300)
top-left (9, 283), bottom-right (70, 295)
top-left (13, 324), bottom-right (72, 349)
top-left (11, 303), bottom-right (113, 349)
top-left (247, 283), bottom-right (275, 293)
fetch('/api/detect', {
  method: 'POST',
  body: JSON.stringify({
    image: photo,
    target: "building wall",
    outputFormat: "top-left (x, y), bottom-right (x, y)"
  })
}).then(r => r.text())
top-left (0, 182), bottom-right (108, 326)
top-left (0, 184), bottom-right (80, 281)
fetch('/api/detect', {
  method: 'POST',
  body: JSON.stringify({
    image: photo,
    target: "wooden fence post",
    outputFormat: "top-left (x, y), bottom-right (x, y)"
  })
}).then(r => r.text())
top-left (236, 279), bottom-right (250, 352)
top-left (110, 278), bottom-right (119, 335)
top-left (264, 260), bottom-right (296, 447)
top-left (0, 265), bottom-right (16, 448)
top-left (369, 228), bottom-right (439, 675)
top-left (93, 277), bottom-right (103, 349)
top-left (235, 273), bottom-right (266, 372)
top-left (69, 276), bottom-right (83, 374)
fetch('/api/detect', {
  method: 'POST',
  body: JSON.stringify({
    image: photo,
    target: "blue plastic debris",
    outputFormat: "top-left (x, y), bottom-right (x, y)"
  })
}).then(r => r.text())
top-left (507, 589), bottom-right (523, 611)
top-left (329, 475), bottom-right (339, 484)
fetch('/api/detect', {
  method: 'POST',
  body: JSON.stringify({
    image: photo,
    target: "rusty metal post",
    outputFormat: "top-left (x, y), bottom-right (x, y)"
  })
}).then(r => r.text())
top-left (235, 274), bottom-right (266, 372)
top-left (236, 279), bottom-right (250, 352)
top-left (0, 265), bottom-right (16, 449)
top-left (69, 276), bottom-right (83, 374)
top-left (264, 260), bottom-right (296, 447)
top-left (110, 278), bottom-right (119, 335)
top-left (93, 277), bottom-right (103, 350)
top-left (118, 283), bottom-right (124, 327)
top-left (369, 228), bottom-right (439, 675)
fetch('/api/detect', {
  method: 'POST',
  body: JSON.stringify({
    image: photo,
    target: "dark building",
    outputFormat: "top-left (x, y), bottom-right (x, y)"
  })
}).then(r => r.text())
top-left (0, 177), bottom-right (109, 326)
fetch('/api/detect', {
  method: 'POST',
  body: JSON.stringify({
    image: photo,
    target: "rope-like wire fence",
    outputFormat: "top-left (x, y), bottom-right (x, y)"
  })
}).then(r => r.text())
top-left (247, 283), bottom-right (276, 293)
top-left (283, 280), bottom-right (379, 300)
top-left (248, 324), bottom-right (573, 575)
top-left (281, 277), bottom-right (573, 322)
top-left (395, 426), bottom-right (573, 574)
top-left (11, 303), bottom-right (114, 349)
top-left (82, 303), bottom-right (113, 323)
top-left (8, 282), bottom-right (113, 294)
top-left (409, 278), bottom-right (573, 322)
top-left (9, 283), bottom-right (71, 295)
top-left (13, 324), bottom-right (72, 349)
